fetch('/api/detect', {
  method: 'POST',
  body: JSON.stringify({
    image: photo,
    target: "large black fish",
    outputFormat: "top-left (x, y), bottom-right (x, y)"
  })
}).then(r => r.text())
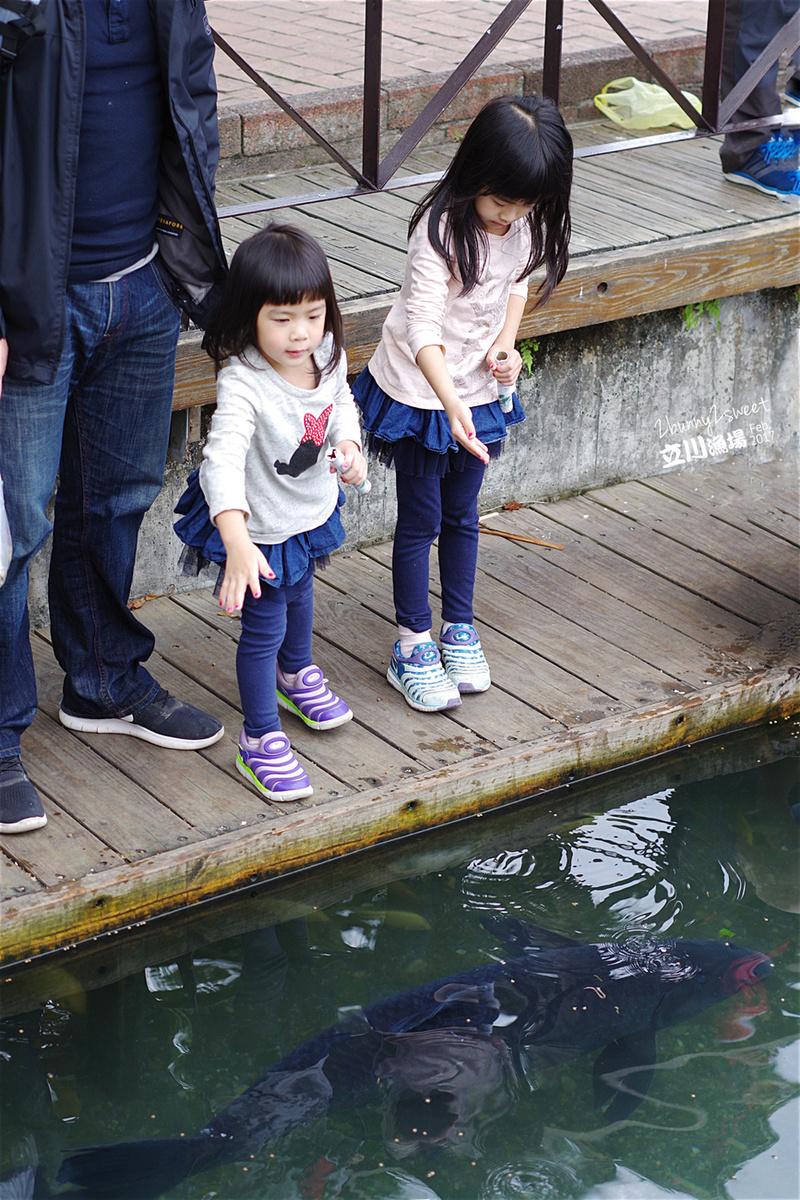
top-left (57, 921), bottom-right (772, 1198)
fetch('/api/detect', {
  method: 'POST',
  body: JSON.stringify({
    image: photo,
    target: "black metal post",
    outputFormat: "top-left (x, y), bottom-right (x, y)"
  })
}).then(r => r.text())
top-left (362, 0), bottom-right (383, 186)
top-left (542, 0), bottom-right (564, 105)
top-left (701, 0), bottom-right (727, 131)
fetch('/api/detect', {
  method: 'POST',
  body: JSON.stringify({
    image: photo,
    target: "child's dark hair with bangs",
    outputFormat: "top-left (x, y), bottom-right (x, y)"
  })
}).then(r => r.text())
top-left (204, 224), bottom-right (344, 375)
top-left (409, 94), bottom-right (573, 304)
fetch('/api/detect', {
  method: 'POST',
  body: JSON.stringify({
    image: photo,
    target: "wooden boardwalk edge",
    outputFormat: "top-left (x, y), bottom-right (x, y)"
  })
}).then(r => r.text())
top-left (172, 214), bottom-right (800, 408)
top-left (2, 665), bottom-right (797, 967)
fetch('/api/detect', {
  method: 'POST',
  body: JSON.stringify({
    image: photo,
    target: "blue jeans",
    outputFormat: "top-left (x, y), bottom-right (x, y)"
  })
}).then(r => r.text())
top-left (237, 564), bottom-right (315, 738)
top-left (392, 455), bottom-right (486, 632)
top-left (0, 262), bottom-right (181, 758)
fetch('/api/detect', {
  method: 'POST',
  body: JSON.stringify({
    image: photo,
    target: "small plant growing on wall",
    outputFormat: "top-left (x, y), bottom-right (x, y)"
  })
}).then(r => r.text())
top-left (517, 337), bottom-right (540, 374)
top-left (681, 299), bottom-right (722, 331)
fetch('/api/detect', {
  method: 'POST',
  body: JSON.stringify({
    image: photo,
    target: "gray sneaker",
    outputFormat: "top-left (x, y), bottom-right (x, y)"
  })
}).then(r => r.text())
top-left (59, 689), bottom-right (224, 750)
top-left (0, 756), bottom-right (47, 833)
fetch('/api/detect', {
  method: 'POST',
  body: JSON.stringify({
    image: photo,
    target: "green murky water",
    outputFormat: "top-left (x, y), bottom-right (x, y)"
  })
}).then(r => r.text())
top-left (1, 724), bottom-right (798, 1200)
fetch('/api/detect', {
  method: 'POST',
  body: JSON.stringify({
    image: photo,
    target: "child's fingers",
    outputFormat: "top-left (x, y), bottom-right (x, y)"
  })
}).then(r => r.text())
top-left (464, 434), bottom-right (490, 463)
top-left (451, 418), bottom-right (490, 463)
top-left (256, 548), bottom-right (275, 582)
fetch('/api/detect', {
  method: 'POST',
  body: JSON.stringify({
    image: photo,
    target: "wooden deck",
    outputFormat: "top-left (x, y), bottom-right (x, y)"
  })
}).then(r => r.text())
top-left (1, 455), bottom-right (798, 966)
top-left (173, 123), bottom-right (800, 408)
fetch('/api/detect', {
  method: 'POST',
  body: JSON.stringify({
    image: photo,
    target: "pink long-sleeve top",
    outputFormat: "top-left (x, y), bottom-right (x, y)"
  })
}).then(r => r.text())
top-left (368, 215), bottom-right (532, 411)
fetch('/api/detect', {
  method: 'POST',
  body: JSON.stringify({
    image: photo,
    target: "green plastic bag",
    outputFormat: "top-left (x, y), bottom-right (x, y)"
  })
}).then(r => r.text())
top-left (594, 77), bottom-right (702, 130)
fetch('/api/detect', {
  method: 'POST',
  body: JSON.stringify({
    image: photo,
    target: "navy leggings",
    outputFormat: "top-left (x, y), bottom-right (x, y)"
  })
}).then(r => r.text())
top-left (237, 564), bottom-right (315, 738)
top-left (392, 454), bottom-right (486, 632)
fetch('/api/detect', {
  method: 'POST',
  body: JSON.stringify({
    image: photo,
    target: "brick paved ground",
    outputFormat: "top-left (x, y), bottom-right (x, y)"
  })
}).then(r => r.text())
top-left (207, 0), bottom-right (710, 108)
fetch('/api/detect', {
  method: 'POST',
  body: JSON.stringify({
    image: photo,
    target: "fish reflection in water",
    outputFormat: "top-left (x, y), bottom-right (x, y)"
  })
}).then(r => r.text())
top-left (56, 920), bottom-right (772, 1199)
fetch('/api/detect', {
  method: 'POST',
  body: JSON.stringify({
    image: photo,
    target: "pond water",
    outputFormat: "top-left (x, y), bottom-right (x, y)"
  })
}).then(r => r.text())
top-left (1, 726), bottom-right (798, 1200)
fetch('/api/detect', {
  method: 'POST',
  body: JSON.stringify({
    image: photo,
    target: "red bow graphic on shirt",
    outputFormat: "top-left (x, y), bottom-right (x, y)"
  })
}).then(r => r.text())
top-left (274, 404), bottom-right (335, 478)
top-left (300, 404), bottom-right (333, 446)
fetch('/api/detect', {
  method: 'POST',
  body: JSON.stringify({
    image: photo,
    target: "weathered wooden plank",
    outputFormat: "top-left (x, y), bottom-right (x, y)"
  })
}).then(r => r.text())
top-left (314, 553), bottom-right (565, 742)
top-left (704, 454), bottom-right (800, 518)
top-left (0, 742), bottom-right (129, 887)
top-left (473, 528), bottom-right (743, 690)
top-left (640, 467), bottom-right (800, 549)
top-left (28, 633), bottom-right (285, 836)
top-left (1, 666), bottom-right (796, 966)
top-left (574, 145), bottom-right (774, 226)
top-left (349, 543), bottom-right (631, 721)
top-left (518, 215), bottom-right (800, 337)
top-left (586, 480), bottom-right (800, 601)
top-left (222, 177), bottom-right (408, 290)
top-left (145, 596), bottom-right (425, 791)
top-left (329, 215), bottom-right (800, 376)
top-left (0, 855), bottom-right (43, 901)
top-left (21, 704), bottom-right (202, 858)
top-left (488, 504), bottom-right (773, 675)
top-left (532, 493), bottom-right (796, 627)
top-left (173, 586), bottom-right (499, 769)
top-left (574, 158), bottom-right (747, 234)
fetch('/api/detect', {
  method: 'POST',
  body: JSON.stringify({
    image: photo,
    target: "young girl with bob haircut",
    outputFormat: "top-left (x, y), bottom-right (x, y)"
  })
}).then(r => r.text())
top-left (175, 225), bottom-right (367, 801)
top-left (353, 94), bottom-right (573, 713)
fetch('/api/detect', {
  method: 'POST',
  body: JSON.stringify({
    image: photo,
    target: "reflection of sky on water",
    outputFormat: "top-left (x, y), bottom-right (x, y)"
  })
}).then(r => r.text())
top-left (557, 792), bottom-right (675, 918)
top-left (726, 1043), bottom-right (800, 1200)
top-left (464, 791), bottom-right (681, 933)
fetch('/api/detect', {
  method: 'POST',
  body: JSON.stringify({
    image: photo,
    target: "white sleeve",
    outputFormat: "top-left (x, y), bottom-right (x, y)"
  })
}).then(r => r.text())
top-left (404, 224), bottom-right (453, 359)
top-left (326, 353), bottom-right (363, 449)
top-left (509, 232), bottom-right (532, 301)
top-left (199, 367), bottom-right (257, 524)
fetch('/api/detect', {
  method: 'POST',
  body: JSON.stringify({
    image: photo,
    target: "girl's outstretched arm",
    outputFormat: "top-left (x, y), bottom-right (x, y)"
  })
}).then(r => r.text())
top-left (215, 510), bottom-right (275, 613)
top-left (415, 345), bottom-right (490, 464)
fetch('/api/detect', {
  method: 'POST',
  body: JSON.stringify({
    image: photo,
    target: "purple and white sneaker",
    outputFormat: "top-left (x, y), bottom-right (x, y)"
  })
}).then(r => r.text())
top-left (276, 664), bottom-right (353, 730)
top-left (440, 623), bottom-right (491, 693)
top-left (236, 730), bottom-right (313, 801)
top-left (387, 640), bottom-right (461, 712)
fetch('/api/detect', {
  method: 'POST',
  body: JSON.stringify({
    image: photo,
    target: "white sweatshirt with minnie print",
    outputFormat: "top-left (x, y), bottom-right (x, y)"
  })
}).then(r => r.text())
top-left (199, 334), bottom-right (362, 545)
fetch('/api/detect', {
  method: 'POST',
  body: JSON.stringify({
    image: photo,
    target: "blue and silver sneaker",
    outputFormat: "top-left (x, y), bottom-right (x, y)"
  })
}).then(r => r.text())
top-left (440, 623), bottom-right (492, 693)
top-left (724, 133), bottom-right (800, 199)
top-left (387, 640), bottom-right (461, 712)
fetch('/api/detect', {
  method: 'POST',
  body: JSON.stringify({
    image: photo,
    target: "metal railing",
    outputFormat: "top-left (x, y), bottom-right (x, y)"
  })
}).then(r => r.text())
top-left (213, 0), bottom-right (800, 221)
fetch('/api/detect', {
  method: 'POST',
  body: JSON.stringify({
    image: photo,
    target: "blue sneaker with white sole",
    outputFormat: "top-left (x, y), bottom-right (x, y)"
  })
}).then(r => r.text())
top-left (440, 623), bottom-right (492, 693)
top-left (724, 132), bottom-right (800, 198)
top-left (387, 640), bottom-right (461, 712)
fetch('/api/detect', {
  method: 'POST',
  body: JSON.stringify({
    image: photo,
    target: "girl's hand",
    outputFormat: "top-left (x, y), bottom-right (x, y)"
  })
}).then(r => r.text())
top-left (331, 440), bottom-right (368, 486)
top-left (219, 541), bottom-right (274, 612)
top-left (487, 343), bottom-right (522, 389)
top-left (446, 399), bottom-right (490, 464)
top-left (215, 509), bottom-right (275, 612)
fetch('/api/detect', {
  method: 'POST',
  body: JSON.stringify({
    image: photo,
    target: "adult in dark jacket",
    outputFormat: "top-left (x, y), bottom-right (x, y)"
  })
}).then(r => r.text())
top-left (0, 0), bottom-right (229, 833)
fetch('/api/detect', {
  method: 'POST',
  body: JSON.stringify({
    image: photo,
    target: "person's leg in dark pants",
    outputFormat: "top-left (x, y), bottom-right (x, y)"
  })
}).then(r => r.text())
top-left (437, 454), bottom-right (492, 694)
top-left (438, 454), bottom-right (485, 625)
top-left (720, 0), bottom-right (800, 196)
top-left (388, 467), bottom-right (460, 712)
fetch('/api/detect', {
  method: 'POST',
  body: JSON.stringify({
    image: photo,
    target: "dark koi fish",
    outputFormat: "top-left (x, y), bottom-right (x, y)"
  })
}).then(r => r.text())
top-left (57, 921), bottom-right (772, 1199)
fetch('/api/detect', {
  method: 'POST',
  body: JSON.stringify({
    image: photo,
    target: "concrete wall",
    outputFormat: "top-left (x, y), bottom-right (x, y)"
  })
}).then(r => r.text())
top-left (27, 286), bottom-right (799, 626)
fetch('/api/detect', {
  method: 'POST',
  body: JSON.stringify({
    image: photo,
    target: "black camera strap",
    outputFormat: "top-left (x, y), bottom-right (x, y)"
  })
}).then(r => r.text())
top-left (0, 0), bottom-right (47, 74)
